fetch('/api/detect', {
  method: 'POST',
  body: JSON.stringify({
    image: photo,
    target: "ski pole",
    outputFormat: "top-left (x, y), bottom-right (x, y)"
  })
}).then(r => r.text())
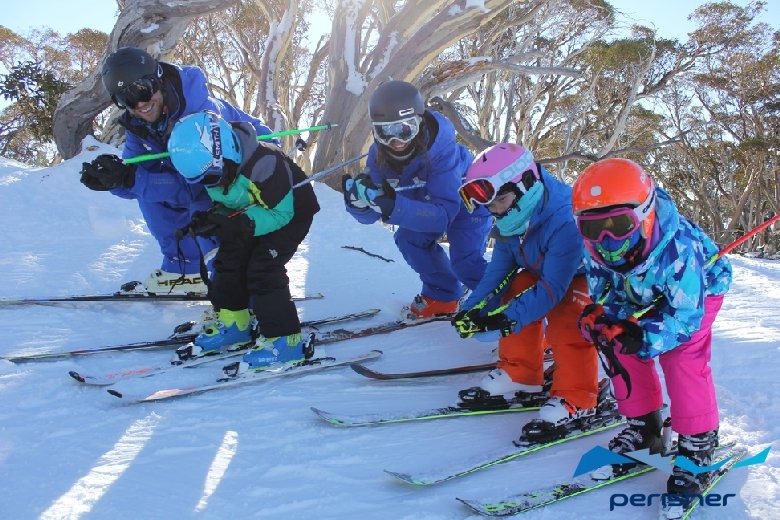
top-left (123, 123), bottom-right (338, 165)
top-left (292, 153), bottom-right (368, 188)
top-left (359, 182), bottom-right (428, 202)
top-left (221, 153), bottom-right (369, 220)
top-left (631, 213), bottom-right (780, 319)
top-left (706, 213), bottom-right (780, 264)
top-left (453, 268), bottom-right (522, 337)
top-left (396, 183), bottom-right (427, 192)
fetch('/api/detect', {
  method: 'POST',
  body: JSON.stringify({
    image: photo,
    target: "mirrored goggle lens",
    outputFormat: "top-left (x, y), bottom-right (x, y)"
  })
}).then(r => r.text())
top-left (115, 76), bottom-right (160, 109)
top-left (373, 117), bottom-right (420, 144)
top-left (577, 211), bottom-right (639, 241)
top-left (458, 178), bottom-right (497, 212)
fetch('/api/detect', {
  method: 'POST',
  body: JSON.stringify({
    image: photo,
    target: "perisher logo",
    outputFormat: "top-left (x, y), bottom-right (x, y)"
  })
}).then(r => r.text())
top-left (572, 445), bottom-right (770, 478)
top-left (572, 444), bottom-right (771, 512)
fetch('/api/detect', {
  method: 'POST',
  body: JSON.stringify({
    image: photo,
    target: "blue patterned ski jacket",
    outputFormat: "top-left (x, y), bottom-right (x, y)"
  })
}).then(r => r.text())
top-left (583, 187), bottom-right (732, 359)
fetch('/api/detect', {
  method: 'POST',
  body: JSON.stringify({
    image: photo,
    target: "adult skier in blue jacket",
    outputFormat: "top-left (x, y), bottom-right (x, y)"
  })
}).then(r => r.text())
top-left (79, 47), bottom-right (275, 295)
top-left (343, 80), bottom-right (492, 319)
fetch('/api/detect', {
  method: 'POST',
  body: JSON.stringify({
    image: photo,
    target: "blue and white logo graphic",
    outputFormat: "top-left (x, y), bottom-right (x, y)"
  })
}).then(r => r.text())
top-left (573, 445), bottom-right (771, 477)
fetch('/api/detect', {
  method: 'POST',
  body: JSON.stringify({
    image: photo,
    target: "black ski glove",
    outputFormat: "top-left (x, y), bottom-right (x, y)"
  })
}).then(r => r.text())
top-left (583, 309), bottom-right (645, 356)
top-left (371, 179), bottom-right (396, 218)
top-left (452, 308), bottom-right (515, 338)
top-left (188, 210), bottom-right (254, 242)
top-left (608, 317), bottom-right (645, 355)
top-left (80, 154), bottom-right (136, 191)
top-left (578, 303), bottom-right (607, 343)
top-left (342, 171), bottom-right (379, 210)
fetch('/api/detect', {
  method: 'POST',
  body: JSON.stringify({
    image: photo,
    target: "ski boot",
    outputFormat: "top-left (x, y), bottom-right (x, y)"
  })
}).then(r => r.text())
top-left (517, 378), bottom-right (619, 445)
top-left (174, 308), bottom-right (253, 362)
top-left (222, 332), bottom-right (314, 377)
top-left (458, 366), bottom-right (553, 410)
top-left (590, 408), bottom-right (667, 480)
top-left (536, 397), bottom-right (596, 426)
top-left (143, 269), bottom-right (207, 295)
top-left (661, 429), bottom-right (719, 519)
top-left (402, 294), bottom-right (458, 321)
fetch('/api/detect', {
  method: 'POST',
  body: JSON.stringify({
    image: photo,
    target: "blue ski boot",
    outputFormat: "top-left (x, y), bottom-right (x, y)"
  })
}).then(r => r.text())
top-left (224, 332), bottom-right (311, 376)
top-left (176, 308), bottom-right (253, 361)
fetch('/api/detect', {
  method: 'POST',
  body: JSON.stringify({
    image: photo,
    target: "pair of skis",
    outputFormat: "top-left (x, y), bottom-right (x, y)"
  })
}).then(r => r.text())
top-left (6, 306), bottom-right (375, 363)
top-left (459, 443), bottom-right (748, 517)
top-left (120, 350), bottom-right (385, 403)
top-left (70, 314), bottom-right (478, 403)
top-left (66, 307), bottom-right (386, 386)
top-left (313, 367), bottom-right (750, 518)
top-left (311, 396), bottom-right (542, 428)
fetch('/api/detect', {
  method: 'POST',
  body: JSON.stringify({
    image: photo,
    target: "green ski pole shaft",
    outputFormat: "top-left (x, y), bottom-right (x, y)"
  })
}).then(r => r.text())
top-left (123, 123), bottom-right (337, 165)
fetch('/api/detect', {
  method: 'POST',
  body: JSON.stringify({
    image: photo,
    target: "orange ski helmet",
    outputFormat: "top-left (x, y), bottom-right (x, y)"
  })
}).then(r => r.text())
top-left (572, 158), bottom-right (657, 268)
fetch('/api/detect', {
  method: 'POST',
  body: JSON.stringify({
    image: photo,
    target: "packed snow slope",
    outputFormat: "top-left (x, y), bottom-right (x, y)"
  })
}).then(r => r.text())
top-left (0, 140), bottom-right (777, 519)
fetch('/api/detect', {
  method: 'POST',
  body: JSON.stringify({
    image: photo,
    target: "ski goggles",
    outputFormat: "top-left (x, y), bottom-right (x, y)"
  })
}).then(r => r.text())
top-left (113, 75), bottom-right (162, 109)
top-left (199, 173), bottom-right (224, 187)
top-left (459, 168), bottom-right (536, 213)
top-left (576, 190), bottom-right (655, 242)
top-left (186, 163), bottom-right (225, 187)
top-left (372, 116), bottom-right (421, 146)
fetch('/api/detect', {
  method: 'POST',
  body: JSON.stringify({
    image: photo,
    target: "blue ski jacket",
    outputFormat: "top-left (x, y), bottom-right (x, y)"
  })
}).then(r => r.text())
top-left (583, 187), bottom-right (732, 359)
top-left (462, 166), bottom-right (586, 331)
top-left (346, 111), bottom-right (490, 233)
top-left (112, 63), bottom-right (274, 205)
top-left (106, 62), bottom-right (275, 271)
top-left (344, 110), bottom-right (491, 299)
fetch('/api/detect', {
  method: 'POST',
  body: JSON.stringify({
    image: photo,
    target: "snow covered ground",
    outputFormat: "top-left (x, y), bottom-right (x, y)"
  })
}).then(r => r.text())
top-left (0, 141), bottom-right (777, 519)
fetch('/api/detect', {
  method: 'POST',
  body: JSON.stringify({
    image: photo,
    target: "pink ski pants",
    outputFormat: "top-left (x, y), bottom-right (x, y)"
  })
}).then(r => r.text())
top-left (610, 294), bottom-right (724, 435)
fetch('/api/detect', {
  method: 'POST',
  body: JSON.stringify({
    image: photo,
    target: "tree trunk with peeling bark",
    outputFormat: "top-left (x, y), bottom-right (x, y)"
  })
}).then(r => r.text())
top-left (52, 0), bottom-right (238, 159)
top-left (314, 0), bottom-right (516, 188)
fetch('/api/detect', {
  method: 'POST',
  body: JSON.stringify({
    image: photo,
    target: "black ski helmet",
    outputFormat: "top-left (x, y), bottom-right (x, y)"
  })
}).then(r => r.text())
top-left (101, 47), bottom-right (161, 101)
top-left (369, 80), bottom-right (425, 123)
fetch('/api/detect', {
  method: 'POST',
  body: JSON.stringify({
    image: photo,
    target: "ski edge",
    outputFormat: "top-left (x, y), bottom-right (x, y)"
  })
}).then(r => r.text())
top-left (11, 308), bottom-right (379, 364)
top-left (350, 362), bottom-right (496, 380)
top-left (384, 418), bottom-right (626, 486)
top-left (310, 404), bottom-right (540, 428)
top-left (0, 292), bottom-right (323, 305)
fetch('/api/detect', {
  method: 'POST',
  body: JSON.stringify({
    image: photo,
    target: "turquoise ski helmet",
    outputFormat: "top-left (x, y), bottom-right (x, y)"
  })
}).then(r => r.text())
top-left (168, 111), bottom-right (242, 184)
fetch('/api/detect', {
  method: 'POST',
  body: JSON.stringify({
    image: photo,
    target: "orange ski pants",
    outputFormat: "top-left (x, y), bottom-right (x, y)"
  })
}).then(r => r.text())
top-left (497, 271), bottom-right (599, 409)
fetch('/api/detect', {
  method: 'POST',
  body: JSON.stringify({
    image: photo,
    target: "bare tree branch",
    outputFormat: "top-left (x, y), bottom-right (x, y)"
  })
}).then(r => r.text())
top-left (52, 0), bottom-right (238, 159)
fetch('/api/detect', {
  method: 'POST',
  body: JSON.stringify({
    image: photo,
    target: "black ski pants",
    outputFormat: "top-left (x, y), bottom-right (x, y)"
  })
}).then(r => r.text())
top-left (209, 216), bottom-right (313, 338)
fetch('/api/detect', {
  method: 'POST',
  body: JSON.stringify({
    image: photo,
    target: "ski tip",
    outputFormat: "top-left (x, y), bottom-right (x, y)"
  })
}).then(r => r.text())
top-left (107, 389), bottom-right (124, 399)
top-left (68, 370), bottom-right (86, 383)
top-left (310, 407), bottom-right (350, 427)
top-left (384, 469), bottom-right (425, 485)
top-left (349, 363), bottom-right (378, 378)
top-left (454, 498), bottom-right (488, 515)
